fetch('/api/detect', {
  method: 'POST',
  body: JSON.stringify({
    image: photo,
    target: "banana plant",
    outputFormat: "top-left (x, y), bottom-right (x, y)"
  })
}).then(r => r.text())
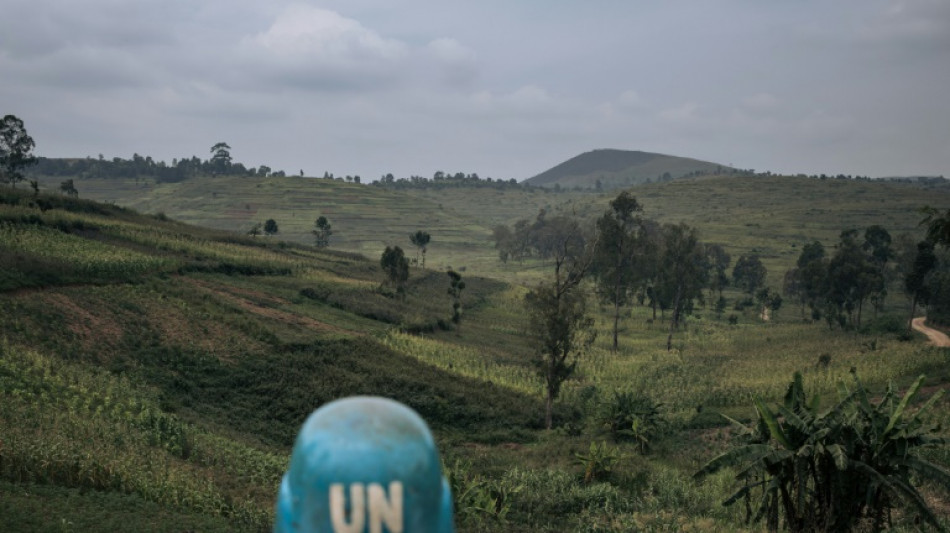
top-left (696, 371), bottom-right (949, 532)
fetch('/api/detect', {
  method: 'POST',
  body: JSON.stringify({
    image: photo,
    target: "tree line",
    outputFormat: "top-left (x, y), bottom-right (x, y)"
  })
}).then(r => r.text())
top-left (785, 217), bottom-right (950, 330)
top-left (372, 171), bottom-right (521, 190)
top-left (27, 149), bottom-right (288, 184)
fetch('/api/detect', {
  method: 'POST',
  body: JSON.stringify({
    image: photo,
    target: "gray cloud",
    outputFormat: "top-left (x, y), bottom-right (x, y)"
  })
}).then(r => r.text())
top-left (1, 0), bottom-right (947, 180)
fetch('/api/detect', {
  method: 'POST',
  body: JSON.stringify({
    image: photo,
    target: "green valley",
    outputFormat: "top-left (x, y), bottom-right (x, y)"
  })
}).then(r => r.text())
top-left (3, 172), bottom-right (950, 532)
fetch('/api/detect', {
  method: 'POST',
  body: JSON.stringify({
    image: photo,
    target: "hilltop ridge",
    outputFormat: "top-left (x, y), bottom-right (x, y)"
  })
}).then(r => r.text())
top-left (523, 148), bottom-right (738, 190)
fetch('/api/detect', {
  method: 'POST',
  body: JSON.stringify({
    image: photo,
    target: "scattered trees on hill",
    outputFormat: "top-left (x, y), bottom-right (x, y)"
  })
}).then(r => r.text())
top-left (410, 230), bottom-right (431, 268)
top-left (313, 216), bottom-right (332, 247)
top-left (494, 202), bottom-right (717, 355)
top-left (0, 114), bottom-right (37, 188)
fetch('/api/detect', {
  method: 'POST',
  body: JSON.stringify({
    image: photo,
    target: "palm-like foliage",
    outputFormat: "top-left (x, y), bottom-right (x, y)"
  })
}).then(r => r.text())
top-left (696, 372), bottom-right (949, 532)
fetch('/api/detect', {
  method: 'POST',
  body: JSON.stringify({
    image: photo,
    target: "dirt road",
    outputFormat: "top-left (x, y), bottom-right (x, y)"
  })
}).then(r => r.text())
top-left (911, 317), bottom-right (950, 347)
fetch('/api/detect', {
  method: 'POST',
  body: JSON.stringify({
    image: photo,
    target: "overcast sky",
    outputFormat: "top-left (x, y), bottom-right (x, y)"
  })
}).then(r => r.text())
top-left (2, 1), bottom-right (949, 181)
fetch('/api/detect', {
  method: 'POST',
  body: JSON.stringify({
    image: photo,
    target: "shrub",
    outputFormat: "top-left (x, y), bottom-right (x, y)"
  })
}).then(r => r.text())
top-left (597, 391), bottom-right (665, 454)
top-left (574, 441), bottom-right (621, 484)
top-left (696, 372), bottom-right (950, 532)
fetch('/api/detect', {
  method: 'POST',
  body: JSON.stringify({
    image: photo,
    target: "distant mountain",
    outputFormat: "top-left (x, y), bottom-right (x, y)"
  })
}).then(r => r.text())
top-left (524, 149), bottom-right (739, 190)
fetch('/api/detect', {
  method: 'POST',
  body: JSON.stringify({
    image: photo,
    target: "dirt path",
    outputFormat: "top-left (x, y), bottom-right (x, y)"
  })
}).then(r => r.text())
top-left (911, 317), bottom-right (950, 347)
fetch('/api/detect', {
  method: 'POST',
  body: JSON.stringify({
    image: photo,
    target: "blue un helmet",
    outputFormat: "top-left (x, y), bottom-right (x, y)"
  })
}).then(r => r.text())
top-left (275, 396), bottom-right (454, 532)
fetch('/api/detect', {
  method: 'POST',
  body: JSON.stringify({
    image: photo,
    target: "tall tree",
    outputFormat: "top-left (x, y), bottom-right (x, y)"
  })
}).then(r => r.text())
top-left (0, 115), bottom-right (37, 188)
top-left (409, 230), bottom-right (431, 268)
top-left (657, 223), bottom-right (709, 350)
top-left (263, 218), bottom-right (279, 236)
top-left (209, 142), bottom-right (232, 175)
top-left (705, 244), bottom-right (731, 300)
top-left (827, 229), bottom-right (878, 328)
top-left (732, 255), bottom-right (767, 297)
top-left (795, 241), bottom-right (829, 320)
top-left (313, 216), bottom-right (333, 247)
top-left (863, 225), bottom-right (893, 318)
top-left (523, 214), bottom-right (595, 429)
top-left (592, 191), bottom-right (644, 350)
top-left (903, 240), bottom-right (936, 331)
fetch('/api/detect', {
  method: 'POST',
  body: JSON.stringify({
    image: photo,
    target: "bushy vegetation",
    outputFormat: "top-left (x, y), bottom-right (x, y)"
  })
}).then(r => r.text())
top-left (697, 372), bottom-right (950, 531)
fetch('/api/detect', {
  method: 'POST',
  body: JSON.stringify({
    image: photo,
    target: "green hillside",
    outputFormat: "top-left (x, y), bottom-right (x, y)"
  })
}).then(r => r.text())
top-left (523, 148), bottom-right (735, 190)
top-left (37, 172), bottom-right (950, 288)
top-left (5, 178), bottom-right (949, 531)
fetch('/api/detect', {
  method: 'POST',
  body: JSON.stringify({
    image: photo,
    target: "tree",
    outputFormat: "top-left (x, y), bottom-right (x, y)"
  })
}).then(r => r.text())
top-left (863, 225), bottom-right (893, 318)
top-left (755, 287), bottom-right (783, 320)
top-left (447, 270), bottom-right (465, 333)
top-left (697, 372), bottom-right (949, 532)
top-left (410, 230), bottom-right (431, 268)
top-left (523, 215), bottom-right (595, 429)
top-left (921, 206), bottom-right (950, 247)
top-left (706, 244), bottom-right (731, 300)
top-left (733, 255), bottom-right (767, 296)
top-left (526, 281), bottom-right (594, 431)
top-left (827, 230), bottom-right (879, 328)
top-left (592, 191), bottom-right (644, 350)
top-left (247, 222), bottom-right (263, 236)
top-left (656, 223), bottom-right (709, 350)
top-left (380, 246), bottom-right (409, 294)
top-left (0, 115), bottom-right (37, 188)
top-left (903, 240), bottom-right (937, 330)
top-left (209, 142), bottom-right (232, 175)
top-left (312, 216), bottom-right (332, 247)
top-left (59, 178), bottom-right (78, 197)
top-left (789, 241), bottom-right (828, 320)
top-left (263, 218), bottom-right (279, 236)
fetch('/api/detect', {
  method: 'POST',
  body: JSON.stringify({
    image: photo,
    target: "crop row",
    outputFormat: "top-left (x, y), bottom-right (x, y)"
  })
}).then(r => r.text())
top-left (0, 222), bottom-right (176, 278)
top-left (0, 341), bottom-right (281, 530)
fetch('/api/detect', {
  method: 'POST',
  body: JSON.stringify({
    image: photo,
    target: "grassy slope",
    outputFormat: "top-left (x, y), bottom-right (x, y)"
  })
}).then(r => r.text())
top-left (7, 179), bottom-right (950, 531)
top-left (44, 173), bottom-right (950, 291)
top-left (0, 189), bottom-right (543, 531)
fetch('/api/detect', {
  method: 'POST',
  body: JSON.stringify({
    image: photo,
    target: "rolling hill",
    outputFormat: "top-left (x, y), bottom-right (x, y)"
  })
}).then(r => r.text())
top-left (3, 177), bottom-right (950, 531)
top-left (31, 172), bottom-right (950, 289)
top-left (523, 148), bottom-right (737, 190)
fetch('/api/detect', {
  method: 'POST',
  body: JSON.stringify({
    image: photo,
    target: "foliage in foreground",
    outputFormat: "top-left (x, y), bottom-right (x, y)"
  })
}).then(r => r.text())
top-left (697, 372), bottom-right (950, 532)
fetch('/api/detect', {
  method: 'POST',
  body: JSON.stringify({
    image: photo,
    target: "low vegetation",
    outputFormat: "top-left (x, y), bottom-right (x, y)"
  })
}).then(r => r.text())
top-left (1, 172), bottom-right (949, 531)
